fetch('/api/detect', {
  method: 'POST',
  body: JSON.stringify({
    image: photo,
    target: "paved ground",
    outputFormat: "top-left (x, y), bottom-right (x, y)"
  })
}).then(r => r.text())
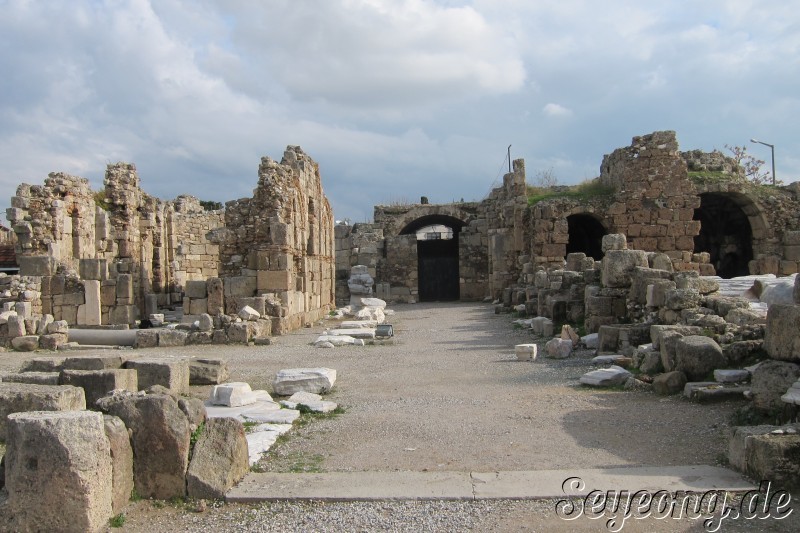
top-left (1, 302), bottom-right (797, 531)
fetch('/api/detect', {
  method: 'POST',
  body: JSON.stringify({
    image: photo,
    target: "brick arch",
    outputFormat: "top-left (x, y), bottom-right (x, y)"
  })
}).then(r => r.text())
top-left (380, 205), bottom-right (476, 237)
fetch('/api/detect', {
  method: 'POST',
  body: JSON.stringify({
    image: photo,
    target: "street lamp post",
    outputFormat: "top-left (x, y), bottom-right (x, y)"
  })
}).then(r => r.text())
top-left (750, 138), bottom-right (776, 185)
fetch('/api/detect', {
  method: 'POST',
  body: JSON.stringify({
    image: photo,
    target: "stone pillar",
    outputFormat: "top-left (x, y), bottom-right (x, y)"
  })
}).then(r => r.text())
top-left (5, 410), bottom-right (113, 532)
top-left (78, 279), bottom-right (102, 326)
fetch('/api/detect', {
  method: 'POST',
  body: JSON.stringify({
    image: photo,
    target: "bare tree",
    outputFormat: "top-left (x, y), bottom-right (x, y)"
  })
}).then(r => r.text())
top-left (534, 168), bottom-right (558, 188)
top-left (725, 144), bottom-right (780, 185)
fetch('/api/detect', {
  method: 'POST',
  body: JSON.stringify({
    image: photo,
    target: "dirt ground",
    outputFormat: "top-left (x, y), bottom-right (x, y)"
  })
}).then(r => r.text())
top-left (1, 302), bottom-right (797, 531)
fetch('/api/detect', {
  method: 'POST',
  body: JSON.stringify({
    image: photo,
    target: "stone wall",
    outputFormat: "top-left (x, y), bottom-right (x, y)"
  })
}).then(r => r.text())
top-left (210, 146), bottom-right (335, 333)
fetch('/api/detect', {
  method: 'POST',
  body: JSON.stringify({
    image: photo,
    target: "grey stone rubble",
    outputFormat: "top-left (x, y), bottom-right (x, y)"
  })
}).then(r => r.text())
top-left (579, 366), bottom-right (632, 387)
top-left (273, 368), bottom-right (337, 395)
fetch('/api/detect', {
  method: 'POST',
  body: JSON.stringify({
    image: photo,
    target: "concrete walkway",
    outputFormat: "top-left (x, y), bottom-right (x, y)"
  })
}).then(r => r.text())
top-left (227, 465), bottom-right (755, 502)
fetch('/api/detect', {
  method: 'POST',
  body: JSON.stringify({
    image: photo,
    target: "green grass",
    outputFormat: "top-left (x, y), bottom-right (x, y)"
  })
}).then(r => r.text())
top-left (109, 513), bottom-right (126, 528)
top-left (527, 179), bottom-right (614, 206)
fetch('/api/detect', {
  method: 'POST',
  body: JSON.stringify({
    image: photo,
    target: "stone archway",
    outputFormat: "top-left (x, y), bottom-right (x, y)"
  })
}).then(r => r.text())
top-left (693, 192), bottom-right (755, 278)
top-left (399, 214), bottom-right (465, 301)
top-left (566, 213), bottom-right (607, 260)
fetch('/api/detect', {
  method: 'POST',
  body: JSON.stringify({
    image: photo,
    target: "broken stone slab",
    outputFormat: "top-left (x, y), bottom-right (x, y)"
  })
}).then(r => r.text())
top-left (314, 335), bottom-right (359, 346)
top-left (238, 305), bottom-right (261, 321)
top-left (1, 371), bottom-right (60, 385)
top-left (579, 365), bottom-right (632, 387)
top-left (190, 358), bottom-right (230, 385)
top-left (125, 358), bottom-right (190, 394)
top-left (781, 379), bottom-right (800, 405)
top-left (295, 401), bottom-right (337, 413)
top-left (96, 392), bottom-right (190, 500)
top-left (591, 355), bottom-right (618, 365)
top-left (204, 397), bottom-right (282, 420)
top-left (38, 332), bottom-right (69, 350)
top-left (243, 408), bottom-right (301, 424)
top-left (279, 391), bottom-right (322, 408)
top-left (326, 328), bottom-right (376, 339)
top-left (209, 382), bottom-right (268, 407)
top-left (581, 333), bottom-right (599, 350)
top-left (0, 383), bottom-right (87, 439)
top-left (11, 335), bottom-right (39, 352)
top-left (60, 369), bottom-right (139, 408)
top-left (273, 368), bottom-right (337, 395)
top-left (691, 384), bottom-right (749, 403)
top-left (246, 423), bottom-right (293, 465)
top-left (186, 417), bottom-right (249, 500)
top-left (682, 381), bottom-right (719, 398)
top-left (339, 320), bottom-right (378, 329)
top-left (514, 344), bottom-right (537, 361)
top-left (729, 425), bottom-right (780, 472)
top-left (103, 414), bottom-right (135, 515)
top-left (714, 369), bottom-right (751, 383)
top-left (67, 328), bottom-right (137, 347)
top-left (544, 338), bottom-right (572, 359)
top-left (5, 410), bottom-right (113, 533)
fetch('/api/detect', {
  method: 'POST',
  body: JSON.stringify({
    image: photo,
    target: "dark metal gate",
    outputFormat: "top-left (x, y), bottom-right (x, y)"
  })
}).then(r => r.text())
top-left (417, 237), bottom-right (459, 301)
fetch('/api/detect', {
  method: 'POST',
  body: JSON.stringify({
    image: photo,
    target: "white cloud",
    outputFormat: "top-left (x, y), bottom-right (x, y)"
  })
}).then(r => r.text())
top-left (542, 103), bottom-right (573, 117)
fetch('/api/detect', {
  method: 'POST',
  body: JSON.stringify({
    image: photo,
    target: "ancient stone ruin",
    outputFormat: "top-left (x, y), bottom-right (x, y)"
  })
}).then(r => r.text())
top-left (2, 146), bottom-right (334, 349)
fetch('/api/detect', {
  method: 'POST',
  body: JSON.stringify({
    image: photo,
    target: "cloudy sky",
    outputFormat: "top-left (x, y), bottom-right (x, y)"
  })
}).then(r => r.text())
top-left (1, 0), bottom-right (798, 223)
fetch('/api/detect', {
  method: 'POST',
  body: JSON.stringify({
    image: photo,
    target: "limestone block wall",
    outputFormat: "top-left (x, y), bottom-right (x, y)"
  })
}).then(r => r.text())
top-left (482, 159), bottom-right (528, 299)
top-left (334, 223), bottom-right (384, 305)
top-left (167, 196), bottom-right (224, 293)
top-left (213, 146), bottom-right (335, 333)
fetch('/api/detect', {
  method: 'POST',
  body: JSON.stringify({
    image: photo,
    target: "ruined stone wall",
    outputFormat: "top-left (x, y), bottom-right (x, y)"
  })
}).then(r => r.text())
top-left (481, 159), bottom-right (528, 299)
top-left (334, 223), bottom-right (385, 305)
top-left (213, 146), bottom-right (335, 333)
top-left (7, 165), bottom-right (225, 325)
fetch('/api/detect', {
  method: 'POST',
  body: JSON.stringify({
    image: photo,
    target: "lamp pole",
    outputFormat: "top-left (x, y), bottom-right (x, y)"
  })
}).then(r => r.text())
top-left (750, 138), bottom-right (776, 185)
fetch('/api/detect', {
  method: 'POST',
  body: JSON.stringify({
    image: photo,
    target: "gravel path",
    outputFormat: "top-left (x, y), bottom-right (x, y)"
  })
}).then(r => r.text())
top-left (2, 302), bottom-right (797, 531)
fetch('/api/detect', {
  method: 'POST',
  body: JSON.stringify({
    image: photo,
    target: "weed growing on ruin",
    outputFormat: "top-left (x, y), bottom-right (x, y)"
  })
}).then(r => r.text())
top-left (189, 422), bottom-right (205, 460)
top-left (130, 487), bottom-right (142, 502)
top-left (109, 513), bottom-right (126, 527)
top-left (242, 420), bottom-right (259, 433)
top-left (527, 178), bottom-right (614, 205)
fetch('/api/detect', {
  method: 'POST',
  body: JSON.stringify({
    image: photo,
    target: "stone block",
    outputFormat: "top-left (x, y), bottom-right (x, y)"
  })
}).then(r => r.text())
top-left (96, 393), bottom-right (190, 500)
top-left (601, 249), bottom-right (648, 288)
top-left (5, 411), bottom-right (112, 532)
top-left (674, 335), bottom-right (725, 382)
top-left (189, 297), bottom-right (208, 315)
top-left (544, 338), bottom-right (572, 359)
top-left (77, 279), bottom-right (102, 326)
top-left (728, 425), bottom-right (777, 472)
top-left (60, 369), bottom-right (139, 407)
top-left (210, 382), bottom-right (261, 407)
top-left (579, 365), bottom-right (631, 386)
top-left (764, 304), bottom-right (800, 362)
top-left (206, 277), bottom-right (224, 314)
top-left (258, 270), bottom-right (293, 291)
top-left (653, 370), bottom-right (687, 395)
top-left (184, 280), bottom-right (208, 299)
top-left (38, 332), bottom-right (69, 351)
top-left (0, 383), bottom-right (86, 439)
top-left (116, 273), bottom-right (133, 300)
top-left (126, 358), bottom-right (190, 393)
top-left (20, 357), bottom-right (65, 372)
top-left (186, 417), bottom-right (249, 500)
top-left (103, 415), bottom-right (135, 515)
top-left (158, 329), bottom-right (188, 347)
top-left (79, 258), bottom-right (108, 281)
top-left (110, 304), bottom-right (137, 325)
top-left (135, 329), bottom-right (159, 348)
top-left (273, 368), bottom-right (337, 395)
top-left (744, 434), bottom-right (800, 489)
top-left (227, 322), bottom-right (250, 343)
top-left (751, 360), bottom-right (800, 412)
top-left (601, 233), bottom-right (627, 252)
top-left (226, 276), bottom-right (257, 298)
top-left (11, 335), bottom-right (39, 351)
top-left (1, 372), bottom-right (60, 385)
top-left (190, 358), bottom-right (230, 385)
top-left (514, 344), bottom-right (537, 361)
top-left (16, 255), bottom-right (56, 276)
top-left (238, 305), bottom-right (261, 321)
top-left (62, 355), bottom-right (128, 371)
top-left (7, 314), bottom-right (26, 338)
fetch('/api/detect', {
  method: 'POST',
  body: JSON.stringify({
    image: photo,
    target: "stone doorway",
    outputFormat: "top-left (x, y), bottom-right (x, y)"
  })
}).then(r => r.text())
top-left (566, 213), bottom-right (606, 260)
top-left (693, 193), bottom-right (754, 278)
top-left (399, 215), bottom-right (465, 302)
